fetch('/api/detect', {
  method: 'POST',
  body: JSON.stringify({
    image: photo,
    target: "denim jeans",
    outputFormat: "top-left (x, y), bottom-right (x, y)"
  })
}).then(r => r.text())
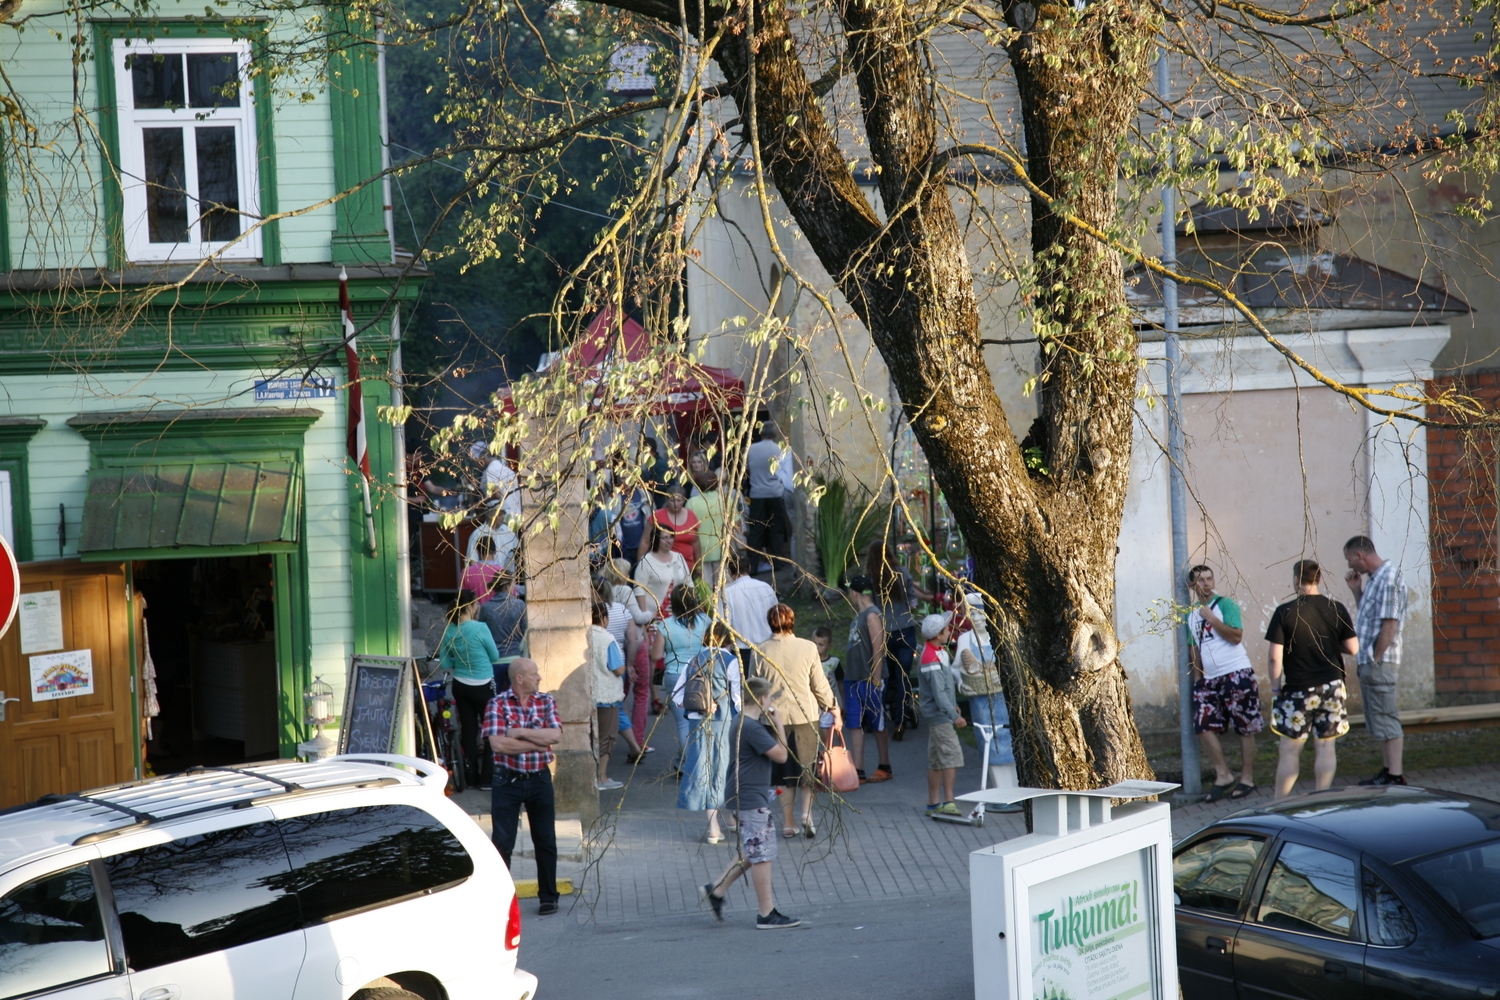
top-left (661, 672), bottom-right (690, 763)
top-left (965, 692), bottom-right (1015, 765)
top-left (491, 768), bottom-right (558, 904)
top-left (883, 626), bottom-right (919, 729)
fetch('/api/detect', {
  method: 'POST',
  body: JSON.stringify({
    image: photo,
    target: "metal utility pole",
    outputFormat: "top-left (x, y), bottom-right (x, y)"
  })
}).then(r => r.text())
top-left (1158, 52), bottom-right (1201, 796)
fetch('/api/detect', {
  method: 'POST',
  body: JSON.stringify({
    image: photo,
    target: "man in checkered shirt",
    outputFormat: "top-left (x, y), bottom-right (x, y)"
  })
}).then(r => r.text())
top-left (1344, 535), bottom-right (1409, 786)
top-left (481, 657), bottom-right (564, 914)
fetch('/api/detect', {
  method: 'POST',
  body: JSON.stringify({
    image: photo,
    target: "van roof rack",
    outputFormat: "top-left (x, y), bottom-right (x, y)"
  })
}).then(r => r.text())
top-left (0, 761), bottom-right (407, 847)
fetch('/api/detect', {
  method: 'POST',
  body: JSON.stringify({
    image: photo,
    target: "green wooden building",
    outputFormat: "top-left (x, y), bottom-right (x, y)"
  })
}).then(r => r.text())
top-left (0, 2), bottom-right (422, 806)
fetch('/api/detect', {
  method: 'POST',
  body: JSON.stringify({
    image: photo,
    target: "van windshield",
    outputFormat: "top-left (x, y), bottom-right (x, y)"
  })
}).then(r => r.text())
top-left (1408, 839), bottom-right (1500, 938)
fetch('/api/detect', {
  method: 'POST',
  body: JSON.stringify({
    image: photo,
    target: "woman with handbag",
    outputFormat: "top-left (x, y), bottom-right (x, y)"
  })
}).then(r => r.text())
top-left (755, 604), bottom-right (842, 838)
top-left (652, 584), bottom-right (709, 766)
top-left (673, 623), bottom-right (742, 843)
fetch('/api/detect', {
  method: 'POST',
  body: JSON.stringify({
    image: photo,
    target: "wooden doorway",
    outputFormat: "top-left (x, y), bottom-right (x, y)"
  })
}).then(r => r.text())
top-left (0, 560), bottom-right (135, 808)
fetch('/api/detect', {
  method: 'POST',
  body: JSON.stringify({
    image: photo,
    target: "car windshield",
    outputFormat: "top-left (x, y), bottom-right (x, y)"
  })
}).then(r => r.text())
top-left (1408, 839), bottom-right (1500, 938)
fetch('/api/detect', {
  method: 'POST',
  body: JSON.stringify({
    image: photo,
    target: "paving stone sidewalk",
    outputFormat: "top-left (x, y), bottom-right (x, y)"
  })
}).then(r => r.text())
top-left (453, 710), bottom-right (1500, 927)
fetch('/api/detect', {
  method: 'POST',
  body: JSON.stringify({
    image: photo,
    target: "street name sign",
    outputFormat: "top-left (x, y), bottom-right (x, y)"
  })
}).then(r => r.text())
top-left (963, 780), bottom-right (1180, 1000)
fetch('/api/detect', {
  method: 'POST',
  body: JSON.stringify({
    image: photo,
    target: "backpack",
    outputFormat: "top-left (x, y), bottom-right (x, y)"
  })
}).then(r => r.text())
top-left (681, 650), bottom-right (727, 714)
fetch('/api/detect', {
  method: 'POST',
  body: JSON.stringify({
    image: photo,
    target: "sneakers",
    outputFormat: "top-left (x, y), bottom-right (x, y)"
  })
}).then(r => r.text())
top-left (865, 767), bottom-right (893, 783)
top-left (595, 779), bottom-right (624, 791)
top-left (1373, 770), bottom-right (1408, 786)
top-left (756, 908), bottom-right (802, 929)
top-left (538, 900), bottom-right (559, 916)
top-left (702, 884), bottom-right (725, 922)
top-left (1359, 767), bottom-right (1389, 786)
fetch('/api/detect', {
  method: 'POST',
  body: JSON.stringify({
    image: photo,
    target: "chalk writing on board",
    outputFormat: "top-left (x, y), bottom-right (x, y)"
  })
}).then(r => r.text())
top-left (339, 657), bottom-right (411, 755)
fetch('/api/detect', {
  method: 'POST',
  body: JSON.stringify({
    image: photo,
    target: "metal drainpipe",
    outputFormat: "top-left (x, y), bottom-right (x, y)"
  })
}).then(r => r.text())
top-left (376, 21), bottom-right (395, 262)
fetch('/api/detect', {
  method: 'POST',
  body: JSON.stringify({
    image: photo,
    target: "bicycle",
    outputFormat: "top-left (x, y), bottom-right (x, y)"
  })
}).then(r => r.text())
top-left (421, 664), bottom-right (466, 793)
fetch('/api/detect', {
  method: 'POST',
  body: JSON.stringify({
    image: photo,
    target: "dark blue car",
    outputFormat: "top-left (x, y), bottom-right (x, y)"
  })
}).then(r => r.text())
top-left (1173, 785), bottom-right (1500, 999)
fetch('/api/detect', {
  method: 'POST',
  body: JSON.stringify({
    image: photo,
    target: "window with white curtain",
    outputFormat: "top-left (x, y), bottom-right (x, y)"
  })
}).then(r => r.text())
top-left (114, 38), bottom-right (261, 262)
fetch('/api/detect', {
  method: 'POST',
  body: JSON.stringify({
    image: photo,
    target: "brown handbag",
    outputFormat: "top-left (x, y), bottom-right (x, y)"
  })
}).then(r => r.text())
top-left (817, 726), bottom-right (861, 793)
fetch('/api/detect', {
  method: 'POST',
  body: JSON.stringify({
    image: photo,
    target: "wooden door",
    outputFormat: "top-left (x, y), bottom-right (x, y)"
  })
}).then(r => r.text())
top-left (0, 559), bottom-right (135, 808)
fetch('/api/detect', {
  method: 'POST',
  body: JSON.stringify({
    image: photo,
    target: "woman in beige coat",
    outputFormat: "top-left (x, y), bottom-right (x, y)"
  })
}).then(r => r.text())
top-left (755, 603), bottom-right (842, 838)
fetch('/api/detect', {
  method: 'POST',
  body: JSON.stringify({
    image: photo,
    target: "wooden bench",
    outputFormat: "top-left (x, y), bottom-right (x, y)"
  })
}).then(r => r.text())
top-left (1348, 701), bottom-right (1500, 732)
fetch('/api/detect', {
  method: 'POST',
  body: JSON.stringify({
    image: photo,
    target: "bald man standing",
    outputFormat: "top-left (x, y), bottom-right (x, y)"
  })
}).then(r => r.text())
top-left (481, 658), bottom-right (563, 914)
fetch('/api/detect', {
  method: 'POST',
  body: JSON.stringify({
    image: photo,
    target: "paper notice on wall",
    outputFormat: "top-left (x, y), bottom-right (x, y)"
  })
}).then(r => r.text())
top-left (1031, 847), bottom-right (1156, 1000)
top-left (19, 591), bottom-right (63, 654)
top-left (30, 649), bottom-right (94, 701)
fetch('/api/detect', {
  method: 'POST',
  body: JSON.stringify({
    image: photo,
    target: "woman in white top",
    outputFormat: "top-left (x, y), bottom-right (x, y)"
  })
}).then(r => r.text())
top-left (634, 530), bottom-right (692, 720)
top-left (633, 528), bottom-right (692, 618)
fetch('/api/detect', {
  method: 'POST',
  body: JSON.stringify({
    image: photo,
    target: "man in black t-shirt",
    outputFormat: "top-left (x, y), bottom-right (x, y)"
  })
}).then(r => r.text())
top-left (1264, 559), bottom-right (1359, 800)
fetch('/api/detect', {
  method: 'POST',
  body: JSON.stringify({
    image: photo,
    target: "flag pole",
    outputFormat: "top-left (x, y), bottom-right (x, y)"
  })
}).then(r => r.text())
top-left (341, 266), bottom-right (379, 558)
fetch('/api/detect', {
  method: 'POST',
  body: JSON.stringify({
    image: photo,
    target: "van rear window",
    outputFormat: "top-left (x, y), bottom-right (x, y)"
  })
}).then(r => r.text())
top-left (277, 805), bottom-right (473, 923)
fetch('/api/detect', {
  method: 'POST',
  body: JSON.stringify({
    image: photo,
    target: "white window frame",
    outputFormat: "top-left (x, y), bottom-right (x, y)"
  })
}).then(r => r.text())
top-left (114, 37), bottom-right (261, 263)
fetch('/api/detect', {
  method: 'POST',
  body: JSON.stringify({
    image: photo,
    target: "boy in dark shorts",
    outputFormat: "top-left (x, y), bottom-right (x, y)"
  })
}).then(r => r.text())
top-left (1265, 559), bottom-right (1359, 799)
top-left (702, 676), bottom-right (800, 929)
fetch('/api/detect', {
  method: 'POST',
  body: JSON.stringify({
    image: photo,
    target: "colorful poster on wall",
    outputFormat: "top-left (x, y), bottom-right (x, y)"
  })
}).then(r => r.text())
top-left (29, 649), bottom-right (94, 701)
top-left (1030, 847), bottom-right (1156, 1000)
top-left (19, 590), bottom-right (63, 654)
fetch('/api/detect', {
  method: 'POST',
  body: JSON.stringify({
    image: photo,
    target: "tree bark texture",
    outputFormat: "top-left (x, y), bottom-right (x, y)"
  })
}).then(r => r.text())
top-left (599, 0), bottom-right (1159, 790)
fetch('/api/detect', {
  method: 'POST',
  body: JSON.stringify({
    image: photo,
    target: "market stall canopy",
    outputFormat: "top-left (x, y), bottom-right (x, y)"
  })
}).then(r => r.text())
top-left (530, 309), bottom-right (745, 415)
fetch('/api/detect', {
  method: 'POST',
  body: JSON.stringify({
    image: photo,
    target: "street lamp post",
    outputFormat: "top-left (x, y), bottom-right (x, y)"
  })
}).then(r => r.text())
top-left (1158, 51), bottom-right (1201, 797)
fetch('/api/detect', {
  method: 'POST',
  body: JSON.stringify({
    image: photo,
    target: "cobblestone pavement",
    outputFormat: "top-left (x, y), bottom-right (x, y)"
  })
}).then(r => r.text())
top-left (456, 709), bottom-right (1500, 927)
top-left (483, 713), bottom-right (1500, 998)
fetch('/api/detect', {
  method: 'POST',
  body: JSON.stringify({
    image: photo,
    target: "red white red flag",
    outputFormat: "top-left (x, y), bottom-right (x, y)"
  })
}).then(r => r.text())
top-left (340, 267), bottom-right (377, 555)
top-left (340, 268), bottom-right (370, 481)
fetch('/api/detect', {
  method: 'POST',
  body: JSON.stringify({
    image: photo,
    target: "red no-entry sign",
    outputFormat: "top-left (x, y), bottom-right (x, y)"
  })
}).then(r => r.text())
top-left (0, 535), bottom-right (18, 641)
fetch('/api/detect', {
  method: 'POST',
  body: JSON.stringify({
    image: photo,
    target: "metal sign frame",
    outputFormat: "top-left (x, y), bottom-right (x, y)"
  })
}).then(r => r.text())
top-left (967, 784), bottom-right (1179, 1000)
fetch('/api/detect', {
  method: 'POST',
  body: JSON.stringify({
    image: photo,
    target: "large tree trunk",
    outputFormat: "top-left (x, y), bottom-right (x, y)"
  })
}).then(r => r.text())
top-left (608, 0), bottom-right (1159, 789)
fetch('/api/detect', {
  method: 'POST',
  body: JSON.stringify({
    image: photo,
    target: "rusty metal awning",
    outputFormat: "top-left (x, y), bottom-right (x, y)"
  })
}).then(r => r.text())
top-left (79, 460), bottom-right (302, 554)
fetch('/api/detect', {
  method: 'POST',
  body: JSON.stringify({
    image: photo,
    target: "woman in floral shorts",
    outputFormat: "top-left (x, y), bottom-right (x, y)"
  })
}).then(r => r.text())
top-left (1264, 560), bottom-right (1359, 799)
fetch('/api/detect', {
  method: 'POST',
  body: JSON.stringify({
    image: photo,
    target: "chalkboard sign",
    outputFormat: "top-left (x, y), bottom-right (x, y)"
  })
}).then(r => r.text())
top-left (339, 656), bottom-right (413, 755)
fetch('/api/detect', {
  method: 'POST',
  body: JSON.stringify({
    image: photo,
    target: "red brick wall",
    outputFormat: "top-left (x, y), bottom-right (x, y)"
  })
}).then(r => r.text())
top-left (1428, 372), bottom-right (1500, 700)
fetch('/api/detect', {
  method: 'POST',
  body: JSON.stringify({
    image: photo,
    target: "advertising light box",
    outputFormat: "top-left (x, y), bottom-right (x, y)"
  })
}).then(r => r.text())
top-left (965, 782), bottom-right (1178, 1000)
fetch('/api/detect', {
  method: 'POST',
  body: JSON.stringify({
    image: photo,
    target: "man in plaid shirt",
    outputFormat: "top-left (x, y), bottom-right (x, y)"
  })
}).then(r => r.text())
top-left (481, 657), bottom-right (563, 913)
top-left (1345, 535), bottom-right (1409, 786)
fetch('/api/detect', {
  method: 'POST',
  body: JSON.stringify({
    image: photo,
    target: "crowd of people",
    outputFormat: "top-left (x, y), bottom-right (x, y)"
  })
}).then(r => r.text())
top-left (433, 433), bottom-right (1027, 927)
top-left (1185, 535), bottom-right (1409, 802)
top-left (434, 438), bottom-right (1420, 932)
top-left (580, 529), bottom-right (1020, 927)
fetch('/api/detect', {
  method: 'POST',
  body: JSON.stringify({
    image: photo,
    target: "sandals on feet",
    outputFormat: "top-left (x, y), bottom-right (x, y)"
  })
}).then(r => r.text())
top-left (1228, 783), bottom-right (1257, 800)
top-left (1206, 782), bottom-right (1235, 803)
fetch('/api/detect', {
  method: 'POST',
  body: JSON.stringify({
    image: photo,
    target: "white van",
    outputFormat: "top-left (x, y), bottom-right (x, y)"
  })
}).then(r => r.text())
top-left (0, 754), bottom-right (539, 1000)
